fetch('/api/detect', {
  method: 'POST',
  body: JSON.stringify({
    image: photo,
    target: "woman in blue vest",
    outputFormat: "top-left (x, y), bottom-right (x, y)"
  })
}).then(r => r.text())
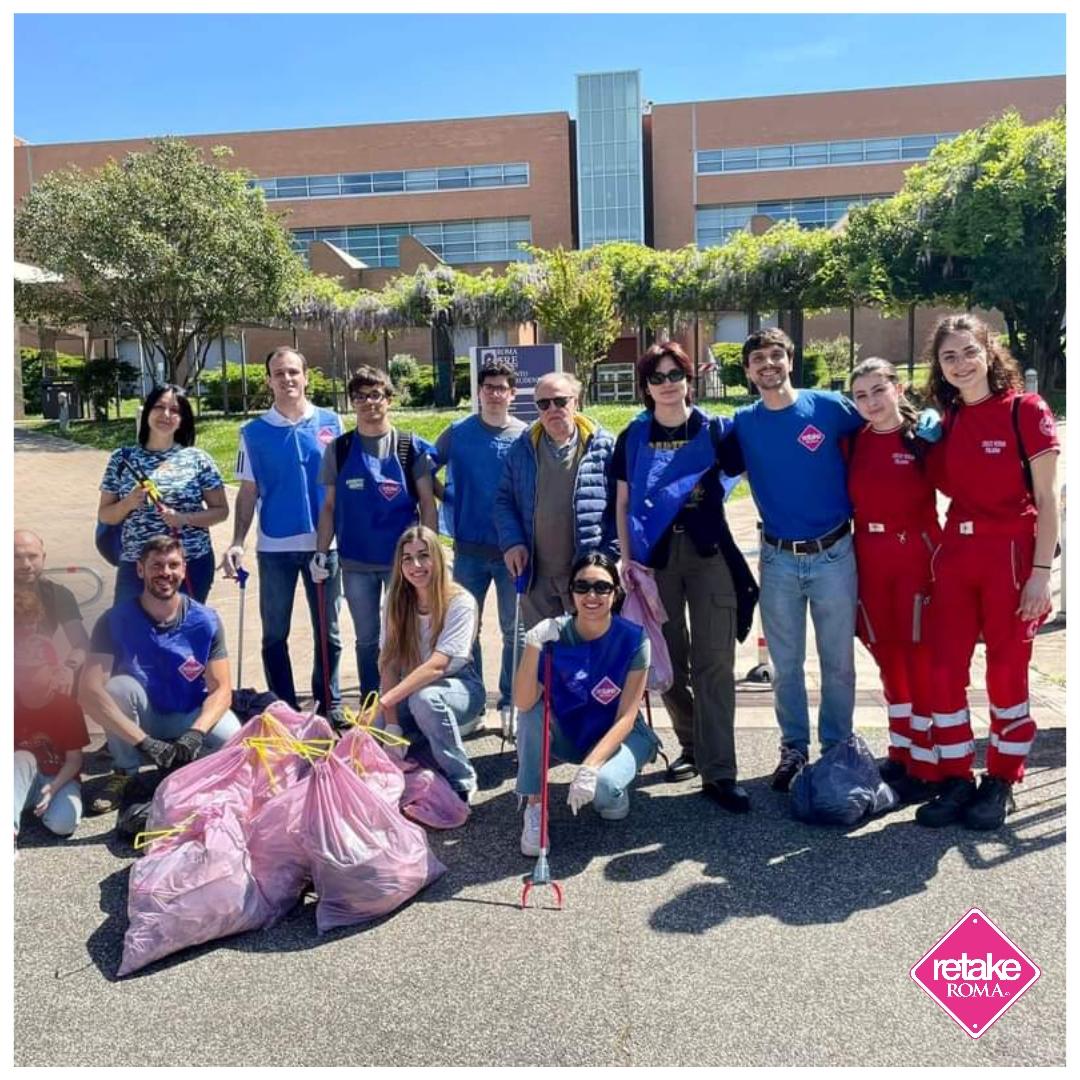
top-left (612, 343), bottom-right (757, 813)
top-left (514, 552), bottom-right (661, 856)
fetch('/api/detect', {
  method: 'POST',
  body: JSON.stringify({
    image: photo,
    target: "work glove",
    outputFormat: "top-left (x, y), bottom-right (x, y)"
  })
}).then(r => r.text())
top-left (567, 764), bottom-right (599, 816)
top-left (915, 407), bottom-right (943, 443)
top-left (220, 544), bottom-right (245, 578)
top-left (137, 735), bottom-right (177, 771)
top-left (524, 618), bottom-right (562, 651)
top-left (309, 552), bottom-right (331, 583)
top-left (172, 728), bottom-right (206, 766)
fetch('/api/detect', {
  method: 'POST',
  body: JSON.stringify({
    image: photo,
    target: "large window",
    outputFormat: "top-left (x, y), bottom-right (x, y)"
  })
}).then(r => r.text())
top-left (290, 217), bottom-right (532, 267)
top-left (695, 195), bottom-right (887, 247)
top-left (696, 133), bottom-right (957, 175)
top-left (253, 162), bottom-right (530, 201)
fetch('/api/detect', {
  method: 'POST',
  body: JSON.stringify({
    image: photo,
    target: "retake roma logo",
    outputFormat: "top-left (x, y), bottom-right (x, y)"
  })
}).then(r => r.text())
top-left (591, 676), bottom-right (621, 706)
top-left (378, 481), bottom-right (403, 502)
top-left (797, 425), bottom-right (825, 452)
top-left (178, 656), bottom-right (205, 682)
top-left (317, 426), bottom-right (336, 446)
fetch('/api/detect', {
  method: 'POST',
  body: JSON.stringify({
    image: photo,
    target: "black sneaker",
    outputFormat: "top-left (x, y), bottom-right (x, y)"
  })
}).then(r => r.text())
top-left (770, 745), bottom-right (807, 792)
top-left (964, 775), bottom-right (1016, 831)
top-left (891, 772), bottom-right (940, 805)
top-left (666, 751), bottom-right (698, 782)
top-left (879, 758), bottom-right (907, 785)
top-left (89, 771), bottom-right (132, 815)
top-left (702, 779), bottom-right (751, 814)
top-left (914, 777), bottom-right (977, 827)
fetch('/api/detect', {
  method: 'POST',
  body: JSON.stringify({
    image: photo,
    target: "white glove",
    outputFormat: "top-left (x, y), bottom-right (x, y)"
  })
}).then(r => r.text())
top-left (383, 723), bottom-right (407, 759)
top-left (567, 764), bottom-right (599, 816)
top-left (220, 544), bottom-right (245, 577)
top-left (309, 551), bottom-right (331, 583)
top-left (525, 617), bottom-right (561, 650)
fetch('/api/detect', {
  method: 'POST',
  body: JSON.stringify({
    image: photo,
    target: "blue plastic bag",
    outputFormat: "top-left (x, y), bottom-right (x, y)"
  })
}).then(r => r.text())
top-left (790, 734), bottom-right (898, 827)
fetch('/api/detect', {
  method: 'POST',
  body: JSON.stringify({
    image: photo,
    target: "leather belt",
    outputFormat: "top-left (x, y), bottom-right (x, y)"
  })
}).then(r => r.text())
top-left (761, 520), bottom-right (850, 555)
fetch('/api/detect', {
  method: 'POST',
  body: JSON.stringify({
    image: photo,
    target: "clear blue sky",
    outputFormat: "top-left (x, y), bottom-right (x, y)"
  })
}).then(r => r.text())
top-left (15, 13), bottom-right (1065, 144)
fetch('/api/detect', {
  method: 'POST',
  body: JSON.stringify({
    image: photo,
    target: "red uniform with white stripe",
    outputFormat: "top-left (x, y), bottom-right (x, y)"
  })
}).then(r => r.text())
top-left (847, 425), bottom-right (941, 780)
top-left (926, 391), bottom-right (1059, 783)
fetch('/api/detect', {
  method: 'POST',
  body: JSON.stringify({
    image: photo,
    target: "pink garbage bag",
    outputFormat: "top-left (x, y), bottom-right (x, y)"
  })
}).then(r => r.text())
top-left (262, 700), bottom-right (336, 743)
top-left (146, 742), bottom-right (256, 832)
top-left (118, 806), bottom-right (268, 976)
top-left (247, 777), bottom-right (311, 927)
top-left (301, 754), bottom-right (445, 933)
top-left (332, 726), bottom-right (406, 807)
top-left (621, 569), bottom-right (674, 694)
top-left (400, 764), bottom-right (470, 830)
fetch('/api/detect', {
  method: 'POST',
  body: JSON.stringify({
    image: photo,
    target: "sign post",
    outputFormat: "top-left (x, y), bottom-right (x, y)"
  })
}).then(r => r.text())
top-left (470, 344), bottom-right (563, 424)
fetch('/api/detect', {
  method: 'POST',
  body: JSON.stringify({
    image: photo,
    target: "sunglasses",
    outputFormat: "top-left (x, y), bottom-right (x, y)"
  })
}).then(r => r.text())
top-left (352, 391), bottom-right (386, 403)
top-left (570, 579), bottom-right (616, 596)
top-left (646, 369), bottom-right (688, 386)
top-left (536, 396), bottom-right (571, 411)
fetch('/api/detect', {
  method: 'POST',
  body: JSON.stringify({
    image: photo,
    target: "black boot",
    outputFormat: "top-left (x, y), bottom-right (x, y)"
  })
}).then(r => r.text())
top-left (963, 775), bottom-right (1016, 831)
top-left (666, 750), bottom-right (698, 782)
top-left (915, 777), bottom-right (977, 827)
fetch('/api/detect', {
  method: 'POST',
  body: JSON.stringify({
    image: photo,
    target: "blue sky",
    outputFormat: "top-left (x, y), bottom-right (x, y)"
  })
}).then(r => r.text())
top-left (15, 13), bottom-right (1065, 144)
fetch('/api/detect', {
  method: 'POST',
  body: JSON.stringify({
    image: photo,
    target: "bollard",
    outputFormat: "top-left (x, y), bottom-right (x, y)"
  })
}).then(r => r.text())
top-left (1024, 368), bottom-right (1039, 393)
top-left (1059, 483), bottom-right (1066, 621)
top-left (57, 391), bottom-right (70, 434)
top-left (744, 610), bottom-right (773, 684)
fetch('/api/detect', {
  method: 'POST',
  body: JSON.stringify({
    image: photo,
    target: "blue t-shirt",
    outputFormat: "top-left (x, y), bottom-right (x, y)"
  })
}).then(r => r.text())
top-left (732, 390), bottom-right (863, 540)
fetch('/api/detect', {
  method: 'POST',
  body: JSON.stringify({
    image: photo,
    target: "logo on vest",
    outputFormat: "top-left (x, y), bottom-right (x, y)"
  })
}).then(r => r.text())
top-left (910, 908), bottom-right (1040, 1039)
top-left (797, 425), bottom-right (825, 452)
top-left (377, 480), bottom-right (403, 502)
top-left (1039, 410), bottom-right (1055, 437)
top-left (177, 656), bottom-right (205, 682)
top-left (590, 676), bottom-right (621, 706)
top-left (317, 426), bottom-right (336, 446)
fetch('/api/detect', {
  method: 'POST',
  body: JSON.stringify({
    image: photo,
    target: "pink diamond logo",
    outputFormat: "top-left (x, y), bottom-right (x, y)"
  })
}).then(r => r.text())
top-left (317, 426), bottom-right (336, 446)
top-left (377, 480), bottom-right (403, 502)
top-left (590, 676), bottom-right (621, 706)
top-left (177, 656), bottom-right (205, 682)
top-left (910, 908), bottom-right (1040, 1039)
top-left (797, 424), bottom-right (825, 452)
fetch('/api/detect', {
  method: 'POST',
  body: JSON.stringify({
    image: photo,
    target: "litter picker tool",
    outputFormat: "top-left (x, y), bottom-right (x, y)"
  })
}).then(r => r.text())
top-left (501, 572), bottom-right (529, 752)
top-left (234, 566), bottom-right (249, 687)
top-left (314, 580), bottom-right (333, 721)
top-left (520, 646), bottom-right (564, 911)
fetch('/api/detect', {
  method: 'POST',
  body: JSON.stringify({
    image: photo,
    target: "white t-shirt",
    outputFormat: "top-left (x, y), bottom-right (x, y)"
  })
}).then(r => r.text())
top-left (381, 589), bottom-right (478, 677)
top-left (235, 401), bottom-right (336, 553)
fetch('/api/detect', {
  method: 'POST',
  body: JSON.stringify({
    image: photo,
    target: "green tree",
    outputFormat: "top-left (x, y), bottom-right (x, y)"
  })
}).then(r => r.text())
top-left (15, 137), bottom-right (303, 388)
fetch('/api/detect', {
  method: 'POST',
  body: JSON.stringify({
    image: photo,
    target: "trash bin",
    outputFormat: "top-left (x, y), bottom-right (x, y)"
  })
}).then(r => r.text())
top-left (42, 381), bottom-right (84, 420)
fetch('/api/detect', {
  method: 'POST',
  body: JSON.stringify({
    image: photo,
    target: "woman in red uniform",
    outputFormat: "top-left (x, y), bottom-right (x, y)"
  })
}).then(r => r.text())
top-left (916, 314), bottom-right (1060, 831)
top-left (847, 358), bottom-right (942, 803)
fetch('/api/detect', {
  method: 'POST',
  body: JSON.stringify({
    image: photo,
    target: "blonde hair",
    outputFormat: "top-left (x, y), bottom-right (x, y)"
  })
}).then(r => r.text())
top-left (381, 525), bottom-right (464, 676)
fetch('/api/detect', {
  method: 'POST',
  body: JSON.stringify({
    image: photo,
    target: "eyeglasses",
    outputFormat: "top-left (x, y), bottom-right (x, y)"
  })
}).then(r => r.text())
top-left (351, 391), bottom-right (386, 404)
top-left (401, 551), bottom-right (432, 566)
top-left (570, 579), bottom-right (616, 596)
top-left (536, 396), bottom-right (572, 411)
top-left (481, 383), bottom-right (512, 395)
top-left (646, 369), bottom-right (688, 386)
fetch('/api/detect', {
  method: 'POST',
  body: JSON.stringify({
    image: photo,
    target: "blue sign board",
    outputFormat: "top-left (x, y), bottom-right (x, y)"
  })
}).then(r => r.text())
top-left (470, 344), bottom-right (563, 423)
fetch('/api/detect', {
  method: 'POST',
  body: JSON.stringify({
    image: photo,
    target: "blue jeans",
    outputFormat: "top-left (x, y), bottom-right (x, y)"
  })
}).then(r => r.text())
top-left (13, 750), bottom-right (82, 837)
top-left (104, 675), bottom-right (242, 773)
top-left (515, 710), bottom-right (660, 815)
top-left (397, 671), bottom-right (487, 795)
top-left (114, 550), bottom-right (216, 605)
top-left (342, 568), bottom-right (392, 697)
top-left (452, 550), bottom-right (523, 710)
top-left (758, 532), bottom-right (857, 756)
top-left (257, 550), bottom-right (342, 713)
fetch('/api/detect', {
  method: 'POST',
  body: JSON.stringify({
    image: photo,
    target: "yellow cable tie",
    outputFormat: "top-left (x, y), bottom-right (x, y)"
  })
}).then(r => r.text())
top-left (133, 812), bottom-right (198, 851)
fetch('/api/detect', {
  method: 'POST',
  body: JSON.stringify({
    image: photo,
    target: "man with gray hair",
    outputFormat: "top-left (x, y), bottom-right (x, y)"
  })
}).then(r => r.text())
top-left (494, 371), bottom-right (617, 627)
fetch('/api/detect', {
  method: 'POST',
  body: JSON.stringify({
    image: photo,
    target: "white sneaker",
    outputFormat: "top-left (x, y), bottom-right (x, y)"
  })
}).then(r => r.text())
top-left (598, 789), bottom-right (630, 821)
top-left (457, 713), bottom-right (484, 738)
top-left (520, 802), bottom-right (542, 856)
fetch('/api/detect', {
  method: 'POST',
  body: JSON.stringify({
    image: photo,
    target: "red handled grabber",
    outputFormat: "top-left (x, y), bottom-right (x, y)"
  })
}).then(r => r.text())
top-left (314, 579), bottom-right (333, 721)
top-left (501, 572), bottom-right (529, 753)
top-left (520, 646), bottom-right (564, 911)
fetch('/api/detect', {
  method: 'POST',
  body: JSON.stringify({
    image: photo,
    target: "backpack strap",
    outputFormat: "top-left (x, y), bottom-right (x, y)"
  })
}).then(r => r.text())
top-left (396, 431), bottom-right (418, 502)
top-left (334, 430), bottom-right (355, 474)
top-left (1011, 394), bottom-right (1034, 494)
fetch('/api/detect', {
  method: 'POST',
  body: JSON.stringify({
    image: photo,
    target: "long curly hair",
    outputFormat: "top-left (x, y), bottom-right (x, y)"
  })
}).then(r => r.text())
top-left (924, 313), bottom-right (1022, 412)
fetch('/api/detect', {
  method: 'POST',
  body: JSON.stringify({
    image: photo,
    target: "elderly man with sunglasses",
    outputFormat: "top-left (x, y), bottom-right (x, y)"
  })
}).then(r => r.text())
top-left (494, 372), bottom-right (618, 629)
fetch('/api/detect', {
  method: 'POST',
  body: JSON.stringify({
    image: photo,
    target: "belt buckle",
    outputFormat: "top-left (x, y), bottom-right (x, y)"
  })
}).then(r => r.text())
top-left (959, 521), bottom-right (974, 535)
top-left (791, 539), bottom-right (812, 555)
top-left (868, 523), bottom-right (885, 533)
top-left (671, 523), bottom-right (686, 534)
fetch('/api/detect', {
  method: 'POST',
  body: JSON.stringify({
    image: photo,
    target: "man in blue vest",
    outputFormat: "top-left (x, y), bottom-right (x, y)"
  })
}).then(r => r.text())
top-left (434, 360), bottom-right (527, 729)
top-left (494, 371), bottom-right (618, 630)
top-left (80, 536), bottom-right (242, 813)
top-left (221, 347), bottom-right (344, 722)
top-left (313, 365), bottom-right (437, 701)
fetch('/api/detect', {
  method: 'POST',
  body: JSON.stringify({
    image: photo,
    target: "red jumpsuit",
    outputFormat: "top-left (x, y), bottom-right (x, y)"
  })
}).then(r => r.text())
top-left (926, 391), bottom-right (1059, 783)
top-left (848, 425), bottom-right (942, 781)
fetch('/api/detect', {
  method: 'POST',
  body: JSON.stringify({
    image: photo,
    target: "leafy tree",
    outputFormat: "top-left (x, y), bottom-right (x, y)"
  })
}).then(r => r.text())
top-left (15, 137), bottom-right (303, 388)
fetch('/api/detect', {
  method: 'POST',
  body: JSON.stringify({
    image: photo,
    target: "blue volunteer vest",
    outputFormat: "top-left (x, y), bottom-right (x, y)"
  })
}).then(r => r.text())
top-left (544, 615), bottom-right (642, 757)
top-left (242, 408), bottom-right (340, 538)
top-left (625, 408), bottom-right (717, 564)
top-left (443, 416), bottom-right (521, 548)
top-left (107, 598), bottom-right (218, 714)
top-left (335, 431), bottom-right (419, 565)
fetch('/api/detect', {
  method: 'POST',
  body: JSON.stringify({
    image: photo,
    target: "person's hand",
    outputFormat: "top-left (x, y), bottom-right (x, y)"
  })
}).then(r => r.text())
top-left (220, 544), bottom-right (245, 578)
top-left (158, 505), bottom-right (187, 531)
top-left (524, 618), bottom-right (561, 650)
top-left (383, 723), bottom-right (407, 759)
top-left (172, 728), bottom-right (206, 766)
top-left (915, 407), bottom-right (943, 444)
top-left (567, 765), bottom-right (599, 816)
top-left (123, 486), bottom-right (149, 514)
top-left (1017, 568), bottom-right (1053, 621)
top-left (622, 560), bottom-right (649, 593)
top-left (309, 552), bottom-right (331, 583)
top-left (504, 545), bottom-right (529, 579)
top-left (137, 735), bottom-right (177, 770)
top-left (33, 783), bottom-right (54, 817)
top-left (51, 664), bottom-right (76, 696)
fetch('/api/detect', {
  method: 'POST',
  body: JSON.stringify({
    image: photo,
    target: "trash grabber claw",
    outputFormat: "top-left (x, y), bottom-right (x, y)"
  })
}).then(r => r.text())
top-left (502, 572), bottom-right (529, 753)
top-left (521, 646), bottom-right (564, 910)
top-left (235, 566), bottom-right (249, 687)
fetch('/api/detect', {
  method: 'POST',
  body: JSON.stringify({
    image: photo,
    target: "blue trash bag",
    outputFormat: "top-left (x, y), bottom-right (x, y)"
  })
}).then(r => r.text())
top-left (790, 734), bottom-right (898, 827)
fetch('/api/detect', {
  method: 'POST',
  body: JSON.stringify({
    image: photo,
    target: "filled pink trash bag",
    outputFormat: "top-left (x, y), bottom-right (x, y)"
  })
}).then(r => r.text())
top-left (261, 700), bottom-right (336, 743)
top-left (301, 754), bottom-right (445, 934)
top-left (400, 761), bottom-right (470, 830)
top-left (119, 805), bottom-right (268, 977)
top-left (332, 725), bottom-right (406, 807)
top-left (247, 776), bottom-right (312, 927)
top-left (621, 571), bottom-right (674, 694)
